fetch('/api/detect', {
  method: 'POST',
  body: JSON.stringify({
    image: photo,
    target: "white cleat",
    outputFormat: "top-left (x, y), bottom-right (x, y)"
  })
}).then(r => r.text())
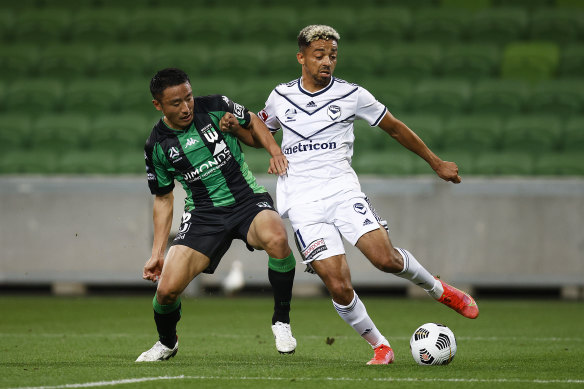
top-left (135, 340), bottom-right (178, 362)
top-left (272, 321), bottom-right (296, 354)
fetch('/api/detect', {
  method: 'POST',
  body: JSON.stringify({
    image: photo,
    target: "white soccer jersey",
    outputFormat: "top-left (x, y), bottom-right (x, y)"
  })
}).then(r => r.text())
top-left (259, 77), bottom-right (387, 217)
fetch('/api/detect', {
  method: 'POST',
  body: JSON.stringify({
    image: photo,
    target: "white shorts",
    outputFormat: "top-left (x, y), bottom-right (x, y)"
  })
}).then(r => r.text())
top-left (289, 194), bottom-right (383, 264)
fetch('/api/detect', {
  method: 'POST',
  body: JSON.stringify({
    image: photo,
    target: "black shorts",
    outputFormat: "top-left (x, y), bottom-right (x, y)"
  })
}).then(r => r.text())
top-left (171, 192), bottom-right (276, 274)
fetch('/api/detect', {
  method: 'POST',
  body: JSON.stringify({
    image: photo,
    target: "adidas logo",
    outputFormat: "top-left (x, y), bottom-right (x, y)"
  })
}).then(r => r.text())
top-left (306, 101), bottom-right (317, 108)
top-left (363, 218), bottom-right (373, 226)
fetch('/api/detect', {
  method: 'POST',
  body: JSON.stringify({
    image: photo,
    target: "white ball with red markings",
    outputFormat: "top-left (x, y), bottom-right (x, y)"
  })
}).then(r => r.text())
top-left (410, 323), bottom-right (457, 365)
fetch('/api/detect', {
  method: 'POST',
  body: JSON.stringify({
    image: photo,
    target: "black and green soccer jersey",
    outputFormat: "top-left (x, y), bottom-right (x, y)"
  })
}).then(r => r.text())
top-left (144, 94), bottom-right (266, 210)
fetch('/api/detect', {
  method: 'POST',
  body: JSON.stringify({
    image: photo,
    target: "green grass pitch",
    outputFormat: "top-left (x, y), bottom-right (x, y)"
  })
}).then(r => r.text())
top-left (0, 296), bottom-right (582, 389)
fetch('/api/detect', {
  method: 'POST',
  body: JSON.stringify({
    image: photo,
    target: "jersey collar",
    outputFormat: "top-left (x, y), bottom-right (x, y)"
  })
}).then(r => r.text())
top-left (298, 76), bottom-right (335, 97)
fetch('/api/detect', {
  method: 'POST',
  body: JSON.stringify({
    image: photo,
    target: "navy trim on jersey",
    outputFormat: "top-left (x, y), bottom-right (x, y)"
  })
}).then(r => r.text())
top-left (280, 114), bottom-right (356, 140)
top-left (372, 107), bottom-right (388, 127)
top-left (275, 85), bottom-right (359, 116)
top-left (297, 77), bottom-right (336, 97)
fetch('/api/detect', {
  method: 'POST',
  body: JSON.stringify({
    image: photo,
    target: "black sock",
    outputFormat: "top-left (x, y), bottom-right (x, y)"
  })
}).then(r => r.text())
top-left (153, 303), bottom-right (181, 348)
top-left (268, 268), bottom-right (295, 325)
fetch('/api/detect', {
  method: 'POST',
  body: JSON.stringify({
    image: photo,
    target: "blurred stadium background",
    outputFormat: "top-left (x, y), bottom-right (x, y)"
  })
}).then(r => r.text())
top-left (0, 0), bottom-right (582, 298)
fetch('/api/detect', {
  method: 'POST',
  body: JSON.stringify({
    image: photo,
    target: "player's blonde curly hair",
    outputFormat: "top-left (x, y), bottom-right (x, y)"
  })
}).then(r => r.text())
top-left (297, 25), bottom-right (340, 51)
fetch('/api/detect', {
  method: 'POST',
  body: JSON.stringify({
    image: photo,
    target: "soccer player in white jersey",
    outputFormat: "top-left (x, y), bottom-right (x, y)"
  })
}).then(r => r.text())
top-left (221, 24), bottom-right (479, 365)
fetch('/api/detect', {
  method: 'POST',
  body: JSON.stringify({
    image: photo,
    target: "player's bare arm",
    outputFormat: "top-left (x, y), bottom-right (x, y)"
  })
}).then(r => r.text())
top-left (220, 112), bottom-right (288, 176)
top-left (143, 191), bottom-right (174, 282)
top-left (378, 112), bottom-right (461, 184)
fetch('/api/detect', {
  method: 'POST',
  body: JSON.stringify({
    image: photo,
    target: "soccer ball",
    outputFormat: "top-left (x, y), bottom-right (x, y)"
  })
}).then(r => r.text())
top-left (410, 323), bottom-right (457, 365)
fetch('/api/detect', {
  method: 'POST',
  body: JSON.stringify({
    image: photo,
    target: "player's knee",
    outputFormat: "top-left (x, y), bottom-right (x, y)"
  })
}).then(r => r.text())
top-left (374, 250), bottom-right (404, 273)
top-left (156, 286), bottom-right (180, 305)
top-left (328, 280), bottom-right (354, 305)
top-left (264, 229), bottom-right (289, 256)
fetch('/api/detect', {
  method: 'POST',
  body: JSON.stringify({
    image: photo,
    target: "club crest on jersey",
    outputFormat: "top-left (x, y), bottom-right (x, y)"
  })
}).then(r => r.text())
top-left (285, 108), bottom-right (297, 122)
top-left (327, 105), bottom-right (341, 120)
top-left (354, 203), bottom-right (367, 214)
top-left (201, 124), bottom-right (219, 143)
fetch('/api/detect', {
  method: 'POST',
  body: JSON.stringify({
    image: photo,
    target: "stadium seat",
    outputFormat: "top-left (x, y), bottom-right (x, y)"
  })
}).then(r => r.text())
top-left (123, 9), bottom-right (184, 43)
top-left (491, 0), bottom-right (555, 8)
top-left (207, 45), bottom-right (267, 78)
top-left (352, 149), bottom-right (414, 175)
top-left (182, 9), bottom-right (239, 42)
top-left (563, 116), bottom-right (584, 152)
top-left (58, 149), bottom-right (119, 174)
top-left (500, 115), bottom-right (563, 153)
top-left (90, 114), bottom-right (150, 152)
top-left (353, 120), bottom-right (402, 153)
top-left (530, 9), bottom-right (584, 43)
top-left (442, 114), bottom-right (503, 152)
top-left (400, 114), bottom-right (445, 150)
top-left (298, 7), bottom-right (357, 41)
top-left (384, 44), bottom-right (441, 79)
top-left (469, 79), bottom-right (529, 116)
top-left (440, 44), bottom-right (501, 79)
top-left (557, 0), bottom-right (584, 7)
top-left (240, 7), bottom-right (300, 43)
top-left (422, 150), bottom-right (476, 175)
top-left (62, 80), bottom-right (122, 115)
top-left (337, 44), bottom-right (387, 78)
top-left (238, 78), bottom-right (282, 112)
top-left (0, 81), bottom-right (5, 111)
top-left (354, 7), bottom-right (412, 43)
top-left (94, 45), bottom-right (152, 79)
top-left (529, 79), bottom-right (584, 116)
top-left (441, 0), bottom-right (490, 11)
top-left (0, 114), bottom-right (33, 151)
top-left (0, 45), bottom-right (41, 77)
top-left (409, 79), bottom-right (471, 117)
top-left (117, 78), bottom-right (154, 116)
top-left (379, 0), bottom-right (439, 8)
top-left (94, 0), bottom-right (153, 8)
top-left (467, 8), bottom-right (528, 44)
top-left (0, 150), bottom-right (60, 174)
top-left (5, 79), bottom-right (64, 114)
top-left (410, 8), bottom-right (470, 43)
top-left (366, 78), bottom-right (414, 117)
top-left (149, 45), bottom-right (212, 77)
top-left (558, 45), bottom-right (584, 77)
top-left (68, 9), bottom-right (126, 44)
top-left (32, 114), bottom-right (91, 151)
top-left (117, 150), bottom-right (147, 174)
top-left (12, 9), bottom-right (72, 43)
top-left (474, 152), bottom-right (534, 175)
top-left (534, 152), bottom-right (584, 175)
top-left (264, 44), bottom-right (302, 79)
top-left (189, 78), bottom-right (244, 102)
top-left (501, 42), bottom-right (560, 83)
top-left (37, 45), bottom-right (96, 78)
top-left (0, 8), bottom-right (14, 43)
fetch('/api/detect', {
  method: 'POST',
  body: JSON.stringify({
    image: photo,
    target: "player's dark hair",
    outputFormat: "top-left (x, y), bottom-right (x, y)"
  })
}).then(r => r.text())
top-left (150, 68), bottom-right (190, 100)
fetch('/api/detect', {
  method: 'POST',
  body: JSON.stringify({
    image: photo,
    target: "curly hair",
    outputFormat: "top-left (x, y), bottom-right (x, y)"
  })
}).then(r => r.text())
top-left (297, 25), bottom-right (340, 51)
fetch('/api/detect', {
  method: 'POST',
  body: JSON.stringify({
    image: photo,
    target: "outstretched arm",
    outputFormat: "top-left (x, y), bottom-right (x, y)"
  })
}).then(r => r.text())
top-left (142, 191), bottom-right (174, 282)
top-left (377, 112), bottom-right (461, 183)
top-left (221, 112), bottom-right (288, 176)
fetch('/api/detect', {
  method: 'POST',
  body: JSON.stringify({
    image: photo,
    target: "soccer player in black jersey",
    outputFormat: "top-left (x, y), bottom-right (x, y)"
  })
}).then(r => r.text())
top-left (136, 68), bottom-right (297, 361)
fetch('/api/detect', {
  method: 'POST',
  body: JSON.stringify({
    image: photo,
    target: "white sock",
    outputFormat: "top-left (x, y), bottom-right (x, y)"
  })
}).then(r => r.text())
top-left (332, 291), bottom-right (389, 348)
top-left (395, 247), bottom-right (444, 299)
